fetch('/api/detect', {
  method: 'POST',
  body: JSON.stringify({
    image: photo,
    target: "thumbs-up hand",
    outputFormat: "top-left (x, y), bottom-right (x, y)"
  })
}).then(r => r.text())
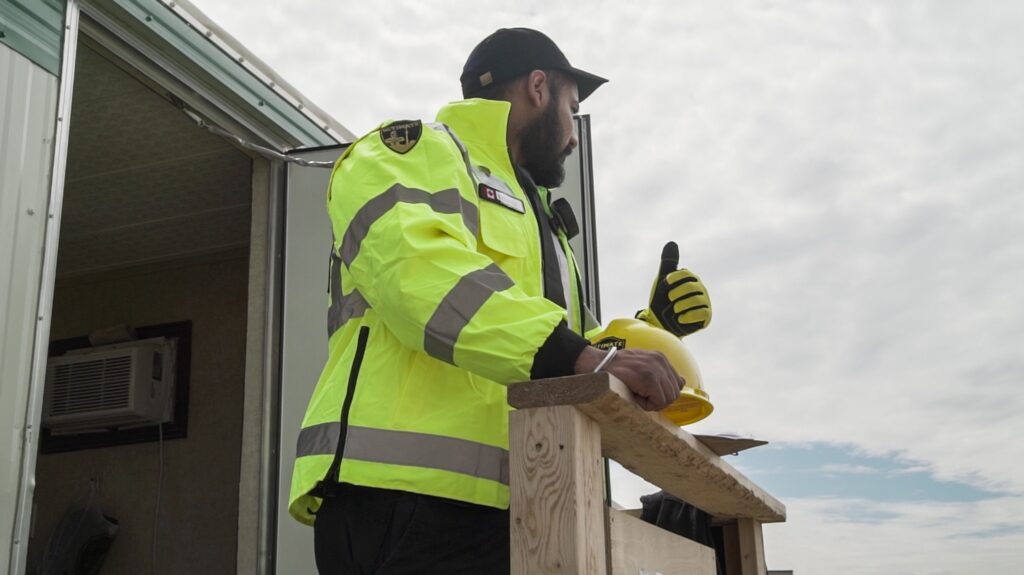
top-left (638, 242), bottom-right (712, 337)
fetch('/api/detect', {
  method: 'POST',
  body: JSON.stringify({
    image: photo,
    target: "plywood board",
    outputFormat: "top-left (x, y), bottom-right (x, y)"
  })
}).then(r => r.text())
top-left (694, 434), bottom-right (768, 456)
top-left (608, 508), bottom-right (717, 575)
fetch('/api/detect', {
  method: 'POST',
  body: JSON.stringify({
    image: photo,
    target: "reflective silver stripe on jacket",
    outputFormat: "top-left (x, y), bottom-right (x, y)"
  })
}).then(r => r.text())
top-left (551, 232), bottom-right (574, 330)
top-left (296, 422), bottom-right (510, 485)
top-left (430, 123), bottom-right (476, 187)
top-left (430, 123), bottom-right (520, 206)
top-left (328, 249), bottom-right (370, 335)
top-left (328, 289), bottom-right (370, 336)
top-left (340, 183), bottom-right (479, 267)
top-left (423, 263), bottom-right (515, 364)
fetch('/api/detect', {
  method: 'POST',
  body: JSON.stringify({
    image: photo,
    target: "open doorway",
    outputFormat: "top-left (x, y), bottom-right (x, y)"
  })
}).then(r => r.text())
top-left (25, 35), bottom-right (255, 575)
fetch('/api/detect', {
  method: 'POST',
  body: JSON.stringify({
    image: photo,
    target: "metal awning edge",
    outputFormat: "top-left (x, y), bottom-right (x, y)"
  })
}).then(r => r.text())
top-left (166, 0), bottom-right (355, 144)
top-left (93, 0), bottom-right (355, 147)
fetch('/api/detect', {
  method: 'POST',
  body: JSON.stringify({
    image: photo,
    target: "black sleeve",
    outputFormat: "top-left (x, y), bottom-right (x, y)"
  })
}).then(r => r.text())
top-left (529, 321), bottom-right (591, 380)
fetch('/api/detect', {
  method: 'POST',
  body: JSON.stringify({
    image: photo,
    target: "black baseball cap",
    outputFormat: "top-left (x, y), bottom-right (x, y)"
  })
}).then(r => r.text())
top-left (461, 28), bottom-right (608, 101)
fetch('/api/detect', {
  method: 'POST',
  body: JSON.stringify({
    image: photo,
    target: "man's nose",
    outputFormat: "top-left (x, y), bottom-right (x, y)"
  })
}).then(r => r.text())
top-left (567, 133), bottom-right (578, 153)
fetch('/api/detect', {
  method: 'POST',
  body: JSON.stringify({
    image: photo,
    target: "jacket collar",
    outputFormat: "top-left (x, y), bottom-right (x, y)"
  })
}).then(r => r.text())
top-left (436, 99), bottom-right (517, 180)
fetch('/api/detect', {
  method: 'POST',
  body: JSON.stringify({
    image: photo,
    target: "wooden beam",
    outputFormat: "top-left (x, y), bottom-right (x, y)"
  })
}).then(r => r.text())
top-left (607, 508), bottom-right (717, 575)
top-left (508, 373), bottom-right (786, 523)
top-left (509, 405), bottom-right (607, 574)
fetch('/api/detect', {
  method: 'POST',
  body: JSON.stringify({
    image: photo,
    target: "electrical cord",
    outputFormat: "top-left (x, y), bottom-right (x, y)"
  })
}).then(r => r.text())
top-left (152, 423), bottom-right (164, 575)
top-left (152, 341), bottom-right (174, 575)
top-left (90, 48), bottom-right (336, 170)
top-left (174, 100), bottom-right (335, 168)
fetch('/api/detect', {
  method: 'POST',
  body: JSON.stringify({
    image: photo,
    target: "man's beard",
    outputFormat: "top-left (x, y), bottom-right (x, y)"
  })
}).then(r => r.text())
top-left (519, 100), bottom-right (571, 188)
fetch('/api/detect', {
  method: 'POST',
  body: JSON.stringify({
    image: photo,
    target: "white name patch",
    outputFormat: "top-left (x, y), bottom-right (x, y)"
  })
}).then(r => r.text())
top-left (478, 183), bottom-right (526, 214)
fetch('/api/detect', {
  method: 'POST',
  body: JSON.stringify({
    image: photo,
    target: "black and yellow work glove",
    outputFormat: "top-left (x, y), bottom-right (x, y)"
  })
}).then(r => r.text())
top-left (636, 241), bottom-right (712, 337)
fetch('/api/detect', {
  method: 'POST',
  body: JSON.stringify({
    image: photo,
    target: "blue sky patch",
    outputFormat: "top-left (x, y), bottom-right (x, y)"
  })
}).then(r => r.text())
top-left (727, 443), bottom-right (1001, 503)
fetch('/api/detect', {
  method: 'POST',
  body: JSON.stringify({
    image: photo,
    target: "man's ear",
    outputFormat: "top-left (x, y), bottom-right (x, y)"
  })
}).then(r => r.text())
top-left (525, 70), bottom-right (549, 110)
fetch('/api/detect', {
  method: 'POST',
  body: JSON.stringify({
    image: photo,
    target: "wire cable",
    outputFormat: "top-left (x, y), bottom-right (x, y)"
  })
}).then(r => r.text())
top-left (178, 106), bottom-right (335, 168)
top-left (152, 423), bottom-right (164, 575)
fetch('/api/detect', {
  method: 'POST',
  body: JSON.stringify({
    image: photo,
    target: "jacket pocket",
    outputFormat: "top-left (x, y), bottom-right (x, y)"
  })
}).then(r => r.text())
top-left (478, 200), bottom-right (529, 257)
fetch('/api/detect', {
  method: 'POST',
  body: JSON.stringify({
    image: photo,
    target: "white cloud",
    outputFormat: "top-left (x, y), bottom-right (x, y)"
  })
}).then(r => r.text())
top-left (192, 0), bottom-right (1024, 570)
top-left (819, 463), bottom-right (881, 476)
top-left (766, 496), bottom-right (1024, 575)
top-left (893, 464), bottom-right (932, 476)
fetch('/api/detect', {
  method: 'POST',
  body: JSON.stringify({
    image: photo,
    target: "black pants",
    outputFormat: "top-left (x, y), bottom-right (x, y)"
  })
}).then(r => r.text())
top-left (313, 484), bottom-right (510, 575)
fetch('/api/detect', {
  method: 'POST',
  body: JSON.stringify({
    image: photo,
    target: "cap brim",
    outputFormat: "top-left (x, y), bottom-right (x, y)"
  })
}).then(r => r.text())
top-left (567, 67), bottom-right (608, 101)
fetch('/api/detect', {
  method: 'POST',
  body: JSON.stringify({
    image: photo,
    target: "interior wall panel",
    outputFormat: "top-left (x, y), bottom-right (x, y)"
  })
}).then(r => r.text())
top-left (28, 254), bottom-right (249, 574)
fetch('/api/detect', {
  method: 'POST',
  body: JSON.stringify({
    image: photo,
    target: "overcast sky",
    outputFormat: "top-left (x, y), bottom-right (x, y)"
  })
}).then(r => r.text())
top-left (195, 1), bottom-right (1024, 572)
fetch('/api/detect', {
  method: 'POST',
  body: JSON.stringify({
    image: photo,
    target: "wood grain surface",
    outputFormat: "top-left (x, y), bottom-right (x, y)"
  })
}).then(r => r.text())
top-left (508, 373), bottom-right (786, 523)
top-left (509, 405), bottom-right (607, 574)
top-left (607, 508), bottom-right (717, 575)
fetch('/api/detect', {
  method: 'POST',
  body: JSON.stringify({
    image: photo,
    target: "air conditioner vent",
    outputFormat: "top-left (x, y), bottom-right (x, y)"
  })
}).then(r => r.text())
top-left (49, 356), bottom-right (133, 417)
top-left (43, 337), bottom-right (174, 433)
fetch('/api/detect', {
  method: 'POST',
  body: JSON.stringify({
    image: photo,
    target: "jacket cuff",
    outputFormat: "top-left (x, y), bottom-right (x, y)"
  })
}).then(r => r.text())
top-left (530, 321), bottom-right (591, 380)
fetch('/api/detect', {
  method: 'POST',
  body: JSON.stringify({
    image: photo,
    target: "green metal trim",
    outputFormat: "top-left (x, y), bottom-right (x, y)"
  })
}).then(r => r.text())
top-left (107, 0), bottom-right (334, 147)
top-left (0, 0), bottom-right (66, 75)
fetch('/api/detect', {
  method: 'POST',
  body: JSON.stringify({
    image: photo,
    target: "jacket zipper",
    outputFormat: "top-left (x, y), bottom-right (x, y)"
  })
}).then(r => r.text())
top-left (516, 168), bottom-right (566, 307)
top-left (316, 325), bottom-right (370, 494)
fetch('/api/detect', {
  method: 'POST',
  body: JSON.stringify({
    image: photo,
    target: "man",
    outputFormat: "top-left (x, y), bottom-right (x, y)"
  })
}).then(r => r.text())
top-left (290, 28), bottom-right (712, 574)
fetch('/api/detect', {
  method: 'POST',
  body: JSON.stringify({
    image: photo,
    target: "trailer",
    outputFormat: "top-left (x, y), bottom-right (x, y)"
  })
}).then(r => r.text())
top-left (0, 1), bottom-right (603, 573)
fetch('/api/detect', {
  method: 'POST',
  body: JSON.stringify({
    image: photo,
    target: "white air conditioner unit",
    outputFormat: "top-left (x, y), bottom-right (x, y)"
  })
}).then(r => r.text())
top-left (42, 337), bottom-right (175, 434)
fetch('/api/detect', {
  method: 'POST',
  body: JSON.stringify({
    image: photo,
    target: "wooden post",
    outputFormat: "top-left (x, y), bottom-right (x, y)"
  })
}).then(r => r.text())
top-left (722, 518), bottom-right (767, 575)
top-left (509, 405), bottom-right (607, 574)
top-left (507, 373), bottom-right (785, 574)
top-left (721, 522), bottom-right (742, 575)
top-left (737, 518), bottom-right (767, 575)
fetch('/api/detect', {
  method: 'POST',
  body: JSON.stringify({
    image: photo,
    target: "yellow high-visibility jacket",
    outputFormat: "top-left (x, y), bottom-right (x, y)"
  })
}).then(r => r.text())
top-left (289, 99), bottom-right (600, 525)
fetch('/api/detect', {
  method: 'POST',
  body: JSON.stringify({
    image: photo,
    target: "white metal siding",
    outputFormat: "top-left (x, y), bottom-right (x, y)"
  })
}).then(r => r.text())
top-left (0, 44), bottom-right (59, 569)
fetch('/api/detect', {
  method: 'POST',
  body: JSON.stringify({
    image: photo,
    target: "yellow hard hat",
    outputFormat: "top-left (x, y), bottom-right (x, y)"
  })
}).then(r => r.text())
top-left (590, 318), bottom-right (713, 426)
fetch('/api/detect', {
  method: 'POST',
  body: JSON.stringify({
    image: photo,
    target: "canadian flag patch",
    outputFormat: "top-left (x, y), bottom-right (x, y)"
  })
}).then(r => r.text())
top-left (478, 183), bottom-right (526, 214)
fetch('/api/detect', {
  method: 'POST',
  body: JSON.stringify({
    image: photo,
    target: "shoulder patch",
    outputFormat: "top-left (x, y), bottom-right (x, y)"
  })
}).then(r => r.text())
top-left (379, 120), bottom-right (422, 154)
